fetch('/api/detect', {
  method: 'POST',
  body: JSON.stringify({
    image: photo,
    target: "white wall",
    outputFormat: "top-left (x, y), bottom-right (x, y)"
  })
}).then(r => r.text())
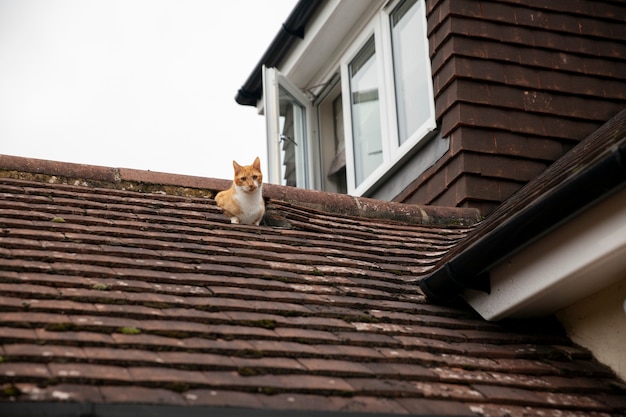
top-left (557, 278), bottom-right (626, 381)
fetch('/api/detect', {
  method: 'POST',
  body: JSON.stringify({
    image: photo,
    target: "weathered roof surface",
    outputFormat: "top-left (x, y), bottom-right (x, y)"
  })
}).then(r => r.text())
top-left (0, 157), bottom-right (625, 416)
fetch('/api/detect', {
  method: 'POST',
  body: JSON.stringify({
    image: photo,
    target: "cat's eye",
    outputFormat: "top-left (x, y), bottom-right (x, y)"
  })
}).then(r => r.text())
top-left (240, 177), bottom-right (246, 181)
top-left (252, 175), bottom-right (258, 180)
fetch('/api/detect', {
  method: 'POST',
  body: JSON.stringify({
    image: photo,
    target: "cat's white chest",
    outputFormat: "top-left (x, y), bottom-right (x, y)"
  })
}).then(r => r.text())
top-left (234, 186), bottom-right (264, 224)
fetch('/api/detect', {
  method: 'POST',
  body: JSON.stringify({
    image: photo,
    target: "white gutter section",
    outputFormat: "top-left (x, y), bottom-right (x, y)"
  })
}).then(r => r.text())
top-left (462, 187), bottom-right (626, 321)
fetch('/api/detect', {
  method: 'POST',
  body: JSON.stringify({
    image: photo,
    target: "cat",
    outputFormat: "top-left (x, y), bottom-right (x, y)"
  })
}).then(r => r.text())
top-left (215, 156), bottom-right (265, 225)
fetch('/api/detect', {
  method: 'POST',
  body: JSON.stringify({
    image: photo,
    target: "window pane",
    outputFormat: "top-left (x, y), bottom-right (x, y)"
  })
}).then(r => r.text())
top-left (278, 86), bottom-right (307, 187)
top-left (349, 37), bottom-right (383, 187)
top-left (391, 0), bottom-right (431, 145)
top-left (330, 94), bottom-right (347, 194)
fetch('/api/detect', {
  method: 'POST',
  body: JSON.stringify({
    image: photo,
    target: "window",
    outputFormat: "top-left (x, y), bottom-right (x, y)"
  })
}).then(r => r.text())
top-left (263, 0), bottom-right (435, 196)
top-left (277, 86), bottom-right (307, 187)
top-left (263, 67), bottom-right (312, 188)
top-left (348, 37), bottom-right (383, 187)
top-left (341, 0), bottom-right (435, 195)
top-left (391, 0), bottom-right (432, 146)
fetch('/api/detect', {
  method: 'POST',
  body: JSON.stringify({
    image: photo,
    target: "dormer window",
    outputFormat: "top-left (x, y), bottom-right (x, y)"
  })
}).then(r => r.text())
top-left (263, 0), bottom-right (435, 196)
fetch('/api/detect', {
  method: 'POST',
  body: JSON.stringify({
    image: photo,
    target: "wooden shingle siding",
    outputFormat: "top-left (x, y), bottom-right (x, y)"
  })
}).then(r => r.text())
top-left (398, 0), bottom-right (626, 214)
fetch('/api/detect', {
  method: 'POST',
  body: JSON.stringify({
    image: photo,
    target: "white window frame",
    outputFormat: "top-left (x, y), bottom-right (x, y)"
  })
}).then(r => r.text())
top-left (262, 66), bottom-right (317, 188)
top-left (341, 0), bottom-right (436, 195)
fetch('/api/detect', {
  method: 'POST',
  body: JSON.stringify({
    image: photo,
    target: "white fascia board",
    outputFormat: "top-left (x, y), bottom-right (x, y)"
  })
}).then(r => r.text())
top-left (462, 187), bottom-right (626, 321)
top-left (279, 0), bottom-right (384, 90)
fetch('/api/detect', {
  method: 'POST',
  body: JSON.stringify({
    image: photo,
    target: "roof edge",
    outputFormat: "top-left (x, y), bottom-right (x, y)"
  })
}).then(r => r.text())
top-left (420, 107), bottom-right (626, 303)
top-left (0, 154), bottom-right (481, 226)
top-left (234, 0), bottom-right (324, 106)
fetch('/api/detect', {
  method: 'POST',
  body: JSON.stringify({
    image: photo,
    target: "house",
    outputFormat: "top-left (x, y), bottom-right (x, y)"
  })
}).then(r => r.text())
top-left (0, 0), bottom-right (625, 415)
top-left (0, 152), bottom-right (625, 416)
top-left (235, 0), bottom-right (626, 214)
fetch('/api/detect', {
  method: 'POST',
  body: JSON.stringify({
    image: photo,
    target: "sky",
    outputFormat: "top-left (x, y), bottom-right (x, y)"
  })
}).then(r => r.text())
top-left (0, 0), bottom-right (297, 180)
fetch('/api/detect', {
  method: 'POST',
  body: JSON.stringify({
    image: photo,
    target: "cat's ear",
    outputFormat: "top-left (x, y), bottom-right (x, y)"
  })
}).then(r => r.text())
top-left (252, 157), bottom-right (261, 170)
top-left (233, 160), bottom-right (242, 174)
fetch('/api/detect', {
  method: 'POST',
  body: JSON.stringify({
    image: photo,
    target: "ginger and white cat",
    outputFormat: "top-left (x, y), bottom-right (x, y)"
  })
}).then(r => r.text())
top-left (215, 157), bottom-right (265, 225)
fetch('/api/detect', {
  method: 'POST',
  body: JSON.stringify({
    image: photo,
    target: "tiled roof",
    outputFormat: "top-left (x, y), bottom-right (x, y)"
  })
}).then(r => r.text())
top-left (0, 157), bottom-right (625, 416)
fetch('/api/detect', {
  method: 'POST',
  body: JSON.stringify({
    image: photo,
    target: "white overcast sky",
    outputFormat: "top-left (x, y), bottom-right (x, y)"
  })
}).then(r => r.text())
top-left (0, 0), bottom-right (297, 180)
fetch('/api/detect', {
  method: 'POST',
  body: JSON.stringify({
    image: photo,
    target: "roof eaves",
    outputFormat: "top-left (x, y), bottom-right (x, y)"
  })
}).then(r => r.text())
top-left (420, 107), bottom-right (626, 304)
top-left (234, 0), bottom-right (324, 107)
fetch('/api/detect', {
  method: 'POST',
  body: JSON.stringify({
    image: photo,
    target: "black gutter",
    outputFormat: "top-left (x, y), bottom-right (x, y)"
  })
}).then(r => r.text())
top-left (235, 0), bottom-right (324, 107)
top-left (420, 111), bottom-right (626, 304)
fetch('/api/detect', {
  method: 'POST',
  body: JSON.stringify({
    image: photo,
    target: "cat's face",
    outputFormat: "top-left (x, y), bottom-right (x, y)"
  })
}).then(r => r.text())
top-left (233, 157), bottom-right (263, 192)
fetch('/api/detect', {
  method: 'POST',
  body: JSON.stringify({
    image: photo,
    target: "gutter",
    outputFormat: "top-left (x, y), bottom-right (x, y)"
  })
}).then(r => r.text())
top-left (419, 111), bottom-right (626, 304)
top-left (235, 0), bottom-right (324, 106)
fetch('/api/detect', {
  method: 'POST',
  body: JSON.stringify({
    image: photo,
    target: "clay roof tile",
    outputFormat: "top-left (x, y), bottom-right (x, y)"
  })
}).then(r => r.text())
top-left (0, 155), bottom-right (624, 416)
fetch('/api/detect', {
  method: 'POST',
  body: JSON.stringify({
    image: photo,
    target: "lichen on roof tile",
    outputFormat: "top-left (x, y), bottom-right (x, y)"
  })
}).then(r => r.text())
top-left (0, 167), bottom-right (625, 416)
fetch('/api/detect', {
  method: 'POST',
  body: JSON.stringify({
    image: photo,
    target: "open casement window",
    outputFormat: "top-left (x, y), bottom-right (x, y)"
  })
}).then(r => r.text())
top-left (262, 66), bottom-right (315, 189)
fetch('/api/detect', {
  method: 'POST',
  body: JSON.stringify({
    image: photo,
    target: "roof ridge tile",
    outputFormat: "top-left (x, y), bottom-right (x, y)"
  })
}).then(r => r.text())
top-left (1, 155), bottom-right (481, 226)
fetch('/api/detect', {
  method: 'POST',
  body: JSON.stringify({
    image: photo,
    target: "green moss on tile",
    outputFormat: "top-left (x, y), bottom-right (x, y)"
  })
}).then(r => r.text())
top-left (238, 367), bottom-right (264, 377)
top-left (45, 322), bottom-right (76, 332)
top-left (92, 283), bottom-right (109, 291)
top-left (1, 384), bottom-right (21, 397)
top-left (342, 315), bottom-right (380, 324)
top-left (249, 319), bottom-right (277, 330)
top-left (118, 326), bottom-right (141, 335)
